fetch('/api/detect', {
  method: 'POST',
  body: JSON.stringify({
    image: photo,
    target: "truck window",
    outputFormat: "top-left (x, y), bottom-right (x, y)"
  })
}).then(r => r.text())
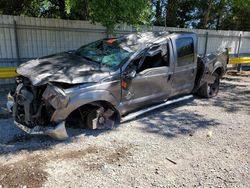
top-left (175, 38), bottom-right (194, 66)
top-left (132, 44), bottom-right (169, 73)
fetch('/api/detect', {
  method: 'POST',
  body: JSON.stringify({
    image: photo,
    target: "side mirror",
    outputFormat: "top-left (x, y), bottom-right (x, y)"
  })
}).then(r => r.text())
top-left (124, 69), bottom-right (136, 79)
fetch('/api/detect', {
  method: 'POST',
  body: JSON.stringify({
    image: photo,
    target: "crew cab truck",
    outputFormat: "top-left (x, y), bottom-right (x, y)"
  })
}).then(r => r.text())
top-left (8, 31), bottom-right (228, 139)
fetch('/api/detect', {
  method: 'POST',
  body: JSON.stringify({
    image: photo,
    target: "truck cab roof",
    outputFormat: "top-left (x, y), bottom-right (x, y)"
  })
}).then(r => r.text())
top-left (116, 31), bottom-right (196, 52)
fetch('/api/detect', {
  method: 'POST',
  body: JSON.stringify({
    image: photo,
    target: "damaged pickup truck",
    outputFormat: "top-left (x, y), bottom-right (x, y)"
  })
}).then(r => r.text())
top-left (7, 31), bottom-right (228, 140)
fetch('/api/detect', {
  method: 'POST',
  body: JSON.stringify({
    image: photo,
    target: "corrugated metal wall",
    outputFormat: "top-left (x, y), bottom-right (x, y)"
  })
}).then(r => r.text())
top-left (0, 15), bottom-right (250, 107)
top-left (0, 15), bottom-right (107, 67)
top-left (1, 15), bottom-right (250, 68)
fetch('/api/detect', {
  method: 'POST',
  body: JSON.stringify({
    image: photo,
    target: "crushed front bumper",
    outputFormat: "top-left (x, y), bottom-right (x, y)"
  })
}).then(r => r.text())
top-left (8, 88), bottom-right (68, 140)
top-left (14, 120), bottom-right (68, 140)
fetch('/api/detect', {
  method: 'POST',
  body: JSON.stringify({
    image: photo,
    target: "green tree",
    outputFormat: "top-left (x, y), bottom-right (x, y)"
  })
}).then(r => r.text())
top-left (66, 0), bottom-right (152, 33)
top-left (151, 0), bottom-right (166, 26)
top-left (39, 0), bottom-right (67, 18)
top-left (201, 0), bottom-right (250, 31)
top-left (153, 0), bottom-right (197, 28)
top-left (229, 0), bottom-right (250, 31)
top-left (0, 0), bottom-right (41, 16)
top-left (165, 0), bottom-right (179, 27)
top-left (1, 0), bottom-right (250, 31)
top-left (65, 0), bottom-right (89, 20)
top-left (199, 0), bottom-right (214, 28)
top-left (176, 0), bottom-right (197, 28)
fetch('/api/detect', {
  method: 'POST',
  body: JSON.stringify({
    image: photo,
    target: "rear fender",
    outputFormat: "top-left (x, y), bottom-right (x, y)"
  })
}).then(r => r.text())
top-left (212, 61), bottom-right (224, 76)
top-left (203, 61), bottom-right (224, 85)
top-left (193, 61), bottom-right (221, 92)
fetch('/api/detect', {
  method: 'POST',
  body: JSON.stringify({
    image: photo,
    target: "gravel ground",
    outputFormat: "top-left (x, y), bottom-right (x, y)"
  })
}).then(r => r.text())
top-left (0, 73), bottom-right (249, 188)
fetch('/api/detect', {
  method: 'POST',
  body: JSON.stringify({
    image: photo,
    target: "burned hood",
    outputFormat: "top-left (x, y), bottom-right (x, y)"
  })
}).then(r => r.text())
top-left (16, 52), bottom-right (110, 86)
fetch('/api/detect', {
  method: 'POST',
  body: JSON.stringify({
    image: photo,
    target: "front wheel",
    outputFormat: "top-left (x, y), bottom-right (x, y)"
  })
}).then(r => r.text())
top-left (196, 72), bottom-right (220, 98)
top-left (86, 106), bottom-right (116, 129)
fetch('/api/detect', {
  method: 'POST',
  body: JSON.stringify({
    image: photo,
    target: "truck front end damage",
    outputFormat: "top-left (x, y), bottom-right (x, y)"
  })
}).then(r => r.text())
top-left (9, 76), bottom-right (69, 140)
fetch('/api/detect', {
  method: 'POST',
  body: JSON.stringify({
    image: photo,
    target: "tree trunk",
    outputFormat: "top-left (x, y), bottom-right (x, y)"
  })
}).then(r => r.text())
top-left (166, 0), bottom-right (178, 27)
top-left (200, 0), bottom-right (213, 28)
top-left (58, 0), bottom-right (67, 19)
top-left (155, 0), bottom-right (161, 20)
top-left (81, 0), bottom-right (89, 20)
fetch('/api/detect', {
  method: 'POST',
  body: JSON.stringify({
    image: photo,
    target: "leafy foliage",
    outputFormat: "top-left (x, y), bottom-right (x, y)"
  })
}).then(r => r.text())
top-left (65, 0), bottom-right (89, 20)
top-left (0, 0), bottom-right (250, 31)
top-left (66, 0), bottom-right (152, 33)
top-left (152, 0), bottom-right (250, 31)
top-left (0, 0), bottom-right (41, 16)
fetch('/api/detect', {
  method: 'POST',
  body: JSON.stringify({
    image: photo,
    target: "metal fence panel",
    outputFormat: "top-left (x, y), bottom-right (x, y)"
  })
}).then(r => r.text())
top-left (0, 15), bottom-right (250, 107)
top-left (0, 15), bottom-right (250, 69)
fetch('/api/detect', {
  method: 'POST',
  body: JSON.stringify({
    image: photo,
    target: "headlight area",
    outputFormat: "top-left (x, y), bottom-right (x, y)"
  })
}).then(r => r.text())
top-left (42, 84), bottom-right (69, 110)
top-left (6, 91), bottom-right (14, 112)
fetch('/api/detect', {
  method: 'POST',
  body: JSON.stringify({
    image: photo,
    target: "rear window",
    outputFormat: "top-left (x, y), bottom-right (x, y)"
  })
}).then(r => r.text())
top-left (175, 38), bottom-right (194, 66)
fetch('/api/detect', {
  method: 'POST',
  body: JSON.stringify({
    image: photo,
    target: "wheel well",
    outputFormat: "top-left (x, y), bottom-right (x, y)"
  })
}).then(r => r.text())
top-left (214, 67), bottom-right (223, 77)
top-left (65, 100), bottom-right (120, 127)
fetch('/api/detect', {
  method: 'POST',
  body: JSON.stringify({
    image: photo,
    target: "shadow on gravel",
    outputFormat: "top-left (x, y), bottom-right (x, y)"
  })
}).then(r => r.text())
top-left (135, 98), bottom-right (220, 138)
top-left (135, 75), bottom-right (249, 138)
top-left (1, 75), bottom-right (248, 155)
top-left (0, 100), bottom-right (207, 155)
top-left (212, 77), bottom-right (250, 114)
top-left (0, 118), bottom-right (110, 155)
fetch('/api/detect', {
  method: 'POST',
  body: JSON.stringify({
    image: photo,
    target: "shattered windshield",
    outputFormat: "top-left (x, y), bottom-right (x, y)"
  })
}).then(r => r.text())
top-left (75, 38), bottom-right (133, 68)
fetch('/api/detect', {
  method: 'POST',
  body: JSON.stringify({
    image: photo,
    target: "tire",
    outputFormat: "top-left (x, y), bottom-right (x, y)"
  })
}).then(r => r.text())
top-left (86, 106), bottom-right (115, 129)
top-left (197, 72), bottom-right (220, 98)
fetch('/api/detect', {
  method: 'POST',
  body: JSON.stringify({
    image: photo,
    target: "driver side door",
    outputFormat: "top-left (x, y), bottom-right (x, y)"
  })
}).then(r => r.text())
top-left (120, 44), bottom-right (173, 114)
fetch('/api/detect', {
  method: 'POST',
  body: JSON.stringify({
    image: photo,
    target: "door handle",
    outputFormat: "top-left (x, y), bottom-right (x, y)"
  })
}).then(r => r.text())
top-left (167, 74), bottom-right (172, 81)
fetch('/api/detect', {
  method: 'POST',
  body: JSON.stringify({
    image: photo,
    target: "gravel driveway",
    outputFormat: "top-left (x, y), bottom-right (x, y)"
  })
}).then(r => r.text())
top-left (0, 73), bottom-right (249, 188)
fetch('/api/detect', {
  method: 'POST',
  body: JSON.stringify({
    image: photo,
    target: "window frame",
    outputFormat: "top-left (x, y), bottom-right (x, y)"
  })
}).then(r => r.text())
top-left (129, 43), bottom-right (170, 74)
top-left (175, 37), bottom-right (195, 67)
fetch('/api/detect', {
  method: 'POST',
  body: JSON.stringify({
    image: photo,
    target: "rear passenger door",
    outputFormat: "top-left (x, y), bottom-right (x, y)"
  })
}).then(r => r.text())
top-left (171, 36), bottom-right (197, 95)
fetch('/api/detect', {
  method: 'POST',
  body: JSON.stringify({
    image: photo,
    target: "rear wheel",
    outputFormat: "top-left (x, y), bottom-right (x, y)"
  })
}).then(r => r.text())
top-left (197, 72), bottom-right (220, 98)
top-left (86, 106), bottom-right (116, 129)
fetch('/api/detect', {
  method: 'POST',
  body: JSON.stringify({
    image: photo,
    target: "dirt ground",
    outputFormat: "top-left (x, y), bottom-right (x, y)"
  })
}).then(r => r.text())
top-left (0, 73), bottom-right (249, 188)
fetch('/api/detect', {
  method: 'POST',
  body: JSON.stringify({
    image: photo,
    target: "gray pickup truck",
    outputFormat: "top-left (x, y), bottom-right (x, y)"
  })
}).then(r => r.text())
top-left (8, 31), bottom-right (228, 139)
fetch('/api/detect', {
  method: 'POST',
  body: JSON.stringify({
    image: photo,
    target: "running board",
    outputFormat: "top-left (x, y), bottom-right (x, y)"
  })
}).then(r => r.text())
top-left (121, 95), bottom-right (193, 123)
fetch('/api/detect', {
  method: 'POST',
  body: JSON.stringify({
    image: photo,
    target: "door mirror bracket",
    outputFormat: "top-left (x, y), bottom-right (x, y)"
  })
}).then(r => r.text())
top-left (124, 69), bottom-right (136, 79)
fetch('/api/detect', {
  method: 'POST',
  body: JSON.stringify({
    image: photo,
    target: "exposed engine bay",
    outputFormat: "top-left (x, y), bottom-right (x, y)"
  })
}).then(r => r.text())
top-left (13, 77), bottom-right (52, 127)
top-left (10, 76), bottom-right (69, 140)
